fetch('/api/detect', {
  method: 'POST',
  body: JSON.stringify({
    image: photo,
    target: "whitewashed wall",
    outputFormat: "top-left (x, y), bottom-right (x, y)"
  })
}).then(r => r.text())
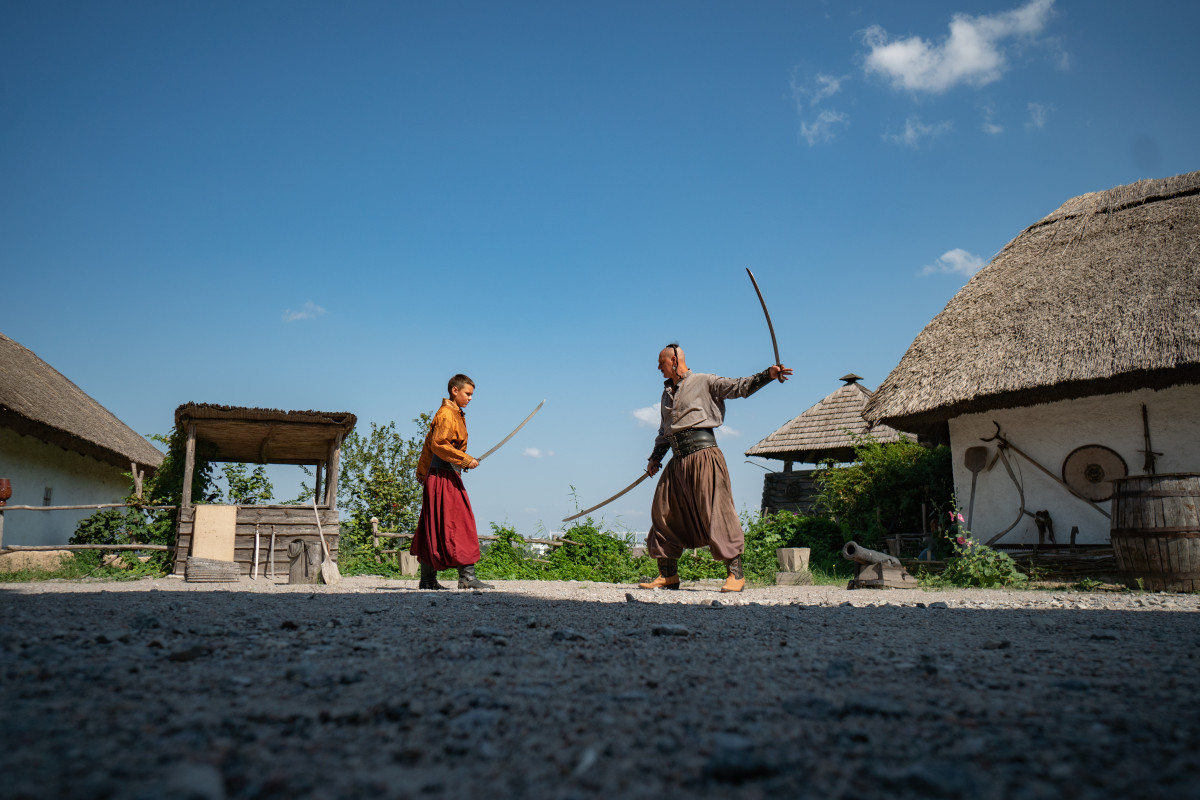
top-left (948, 383), bottom-right (1200, 546)
top-left (0, 427), bottom-right (132, 546)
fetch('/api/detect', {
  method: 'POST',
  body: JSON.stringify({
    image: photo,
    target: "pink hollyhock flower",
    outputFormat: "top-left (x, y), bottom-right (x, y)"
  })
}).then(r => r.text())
top-left (956, 513), bottom-right (965, 523)
top-left (956, 536), bottom-right (966, 545)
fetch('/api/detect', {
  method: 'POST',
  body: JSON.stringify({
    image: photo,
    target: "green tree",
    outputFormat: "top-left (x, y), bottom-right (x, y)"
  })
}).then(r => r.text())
top-left (220, 463), bottom-right (274, 505)
top-left (337, 416), bottom-right (431, 554)
top-left (813, 434), bottom-right (952, 549)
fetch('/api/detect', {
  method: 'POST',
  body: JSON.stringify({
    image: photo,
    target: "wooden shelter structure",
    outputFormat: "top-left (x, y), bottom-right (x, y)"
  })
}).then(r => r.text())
top-left (171, 403), bottom-right (356, 577)
top-left (863, 170), bottom-right (1200, 549)
top-left (745, 374), bottom-right (909, 515)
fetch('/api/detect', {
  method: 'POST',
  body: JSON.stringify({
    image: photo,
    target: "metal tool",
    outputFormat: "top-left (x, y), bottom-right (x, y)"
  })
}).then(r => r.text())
top-left (745, 268), bottom-right (782, 372)
top-left (252, 524), bottom-right (260, 580)
top-left (313, 497), bottom-right (341, 585)
top-left (476, 399), bottom-right (545, 463)
top-left (981, 421), bottom-right (1111, 520)
top-left (963, 446), bottom-right (987, 531)
top-left (1140, 404), bottom-right (1161, 475)
top-left (563, 472), bottom-right (652, 522)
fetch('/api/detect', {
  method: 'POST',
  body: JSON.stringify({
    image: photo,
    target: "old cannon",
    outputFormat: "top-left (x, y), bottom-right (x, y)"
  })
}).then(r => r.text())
top-left (841, 540), bottom-right (917, 589)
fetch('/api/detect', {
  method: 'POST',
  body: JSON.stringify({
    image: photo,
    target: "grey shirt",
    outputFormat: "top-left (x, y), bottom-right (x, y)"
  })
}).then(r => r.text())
top-left (651, 369), bottom-right (771, 462)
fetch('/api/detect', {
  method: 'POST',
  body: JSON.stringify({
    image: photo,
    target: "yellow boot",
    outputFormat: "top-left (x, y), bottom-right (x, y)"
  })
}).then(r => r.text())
top-left (638, 558), bottom-right (680, 590)
top-left (720, 555), bottom-right (745, 593)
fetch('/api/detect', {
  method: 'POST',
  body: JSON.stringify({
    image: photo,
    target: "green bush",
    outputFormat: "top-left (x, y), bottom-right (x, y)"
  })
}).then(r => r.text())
top-left (925, 516), bottom-right (1028, 589)
top-left (813, 435), bottom-right (952, 549)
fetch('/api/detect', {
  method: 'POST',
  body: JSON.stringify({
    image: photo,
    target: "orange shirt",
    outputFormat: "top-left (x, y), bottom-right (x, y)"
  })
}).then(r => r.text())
top-left (416, 398), bottom-right (472, 482)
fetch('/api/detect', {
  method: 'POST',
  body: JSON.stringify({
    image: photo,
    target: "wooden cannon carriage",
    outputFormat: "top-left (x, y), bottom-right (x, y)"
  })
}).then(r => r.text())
top-left (171, 403), bottom-right (356, 578)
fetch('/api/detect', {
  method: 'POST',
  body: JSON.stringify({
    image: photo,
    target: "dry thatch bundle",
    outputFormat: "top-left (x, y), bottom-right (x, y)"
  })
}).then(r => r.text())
top-left (0, 332), bottom-right (164, 471)
top-left (864, 170), bottom-right (1200, 431)
top-left (746, 374), bottom-right (909, 464)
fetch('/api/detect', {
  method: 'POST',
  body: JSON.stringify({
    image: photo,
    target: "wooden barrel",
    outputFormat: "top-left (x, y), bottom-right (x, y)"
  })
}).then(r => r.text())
top-left (1110, 474), bottom-right (1200, 592)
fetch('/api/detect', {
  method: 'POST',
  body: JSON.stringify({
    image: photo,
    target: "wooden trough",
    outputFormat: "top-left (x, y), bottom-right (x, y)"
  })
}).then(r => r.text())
top-left (171, 403), bottom-right (356, 578)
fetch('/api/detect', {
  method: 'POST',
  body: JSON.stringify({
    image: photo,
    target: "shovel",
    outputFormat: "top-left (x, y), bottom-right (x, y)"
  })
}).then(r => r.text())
top-left (313, 497), bottom-right (341, 585)
top-left (964, 446), bottom-right (988, 531)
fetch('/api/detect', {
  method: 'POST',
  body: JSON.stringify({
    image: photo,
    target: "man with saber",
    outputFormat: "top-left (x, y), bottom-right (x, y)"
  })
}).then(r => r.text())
top-left (639, 342), bottom-right (791, 592)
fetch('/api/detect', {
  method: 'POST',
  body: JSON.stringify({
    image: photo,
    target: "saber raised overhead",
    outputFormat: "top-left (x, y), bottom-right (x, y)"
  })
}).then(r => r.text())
top-left (476, 399), bottom-right (545, 463)
top-left (746, 268), bottom-right (782, 373)
top-left (562, 471), bottom-right (651, 522)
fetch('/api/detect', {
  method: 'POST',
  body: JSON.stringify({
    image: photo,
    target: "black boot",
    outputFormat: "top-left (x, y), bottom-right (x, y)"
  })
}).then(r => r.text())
top-left (458, 563), bottom-right (493, 590)
top-left (418, 562), bottom-right (446, 590)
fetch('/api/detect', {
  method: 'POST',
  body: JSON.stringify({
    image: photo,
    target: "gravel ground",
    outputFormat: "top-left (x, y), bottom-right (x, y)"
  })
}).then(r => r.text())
top-left (2, 575), bottom-right (1199, 800)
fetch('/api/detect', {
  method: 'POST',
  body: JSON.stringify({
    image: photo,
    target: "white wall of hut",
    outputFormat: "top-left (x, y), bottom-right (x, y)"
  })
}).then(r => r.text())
top-left (0, 427), bottom-right (131, 546)
top-left (947, 383), bottom-right (1200, 547)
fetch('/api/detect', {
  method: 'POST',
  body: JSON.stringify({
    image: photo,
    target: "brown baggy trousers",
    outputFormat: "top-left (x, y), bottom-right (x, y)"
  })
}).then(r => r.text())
top-left (646, 446), bottom-right (745, 562)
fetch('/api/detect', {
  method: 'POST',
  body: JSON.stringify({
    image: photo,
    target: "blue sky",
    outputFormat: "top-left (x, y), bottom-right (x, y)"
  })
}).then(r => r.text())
top-left (3, 0), bottom-right (1198, 537)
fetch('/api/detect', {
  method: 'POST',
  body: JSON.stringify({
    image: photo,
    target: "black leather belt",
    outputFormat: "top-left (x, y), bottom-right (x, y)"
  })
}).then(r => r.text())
top-left (667, 428), bottom-right (718, 458)
top-left (430, 454), bottom-right (461, 473)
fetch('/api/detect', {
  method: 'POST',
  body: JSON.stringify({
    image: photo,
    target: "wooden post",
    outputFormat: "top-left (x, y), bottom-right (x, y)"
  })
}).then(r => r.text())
top-left (0, 510), bottom-right (5, 551)
top-left (325, 433), bottom-right (343, 510)
top-left (131, 461), bottom-right (144, 501)
top-left (371, 517), bottom-right (380, 563)
top-left (181, 423), bottom-right (197, 508)
top-left (784, 460), bottom-right (793, 473)
top-left (314, 461), bottom-right (324, 507)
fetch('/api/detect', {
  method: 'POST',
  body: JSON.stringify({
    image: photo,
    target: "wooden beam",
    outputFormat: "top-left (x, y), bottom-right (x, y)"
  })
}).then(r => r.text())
top-left (325, 433), bottom-right (343, 509)
top-left (314, 461), bottom-right (324, 506)
top-left (181, 423), bottom-right (197, 508)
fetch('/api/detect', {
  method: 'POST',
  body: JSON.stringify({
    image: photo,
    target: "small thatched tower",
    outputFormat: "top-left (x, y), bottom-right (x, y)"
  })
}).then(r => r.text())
top-left (746, 374), bottom-right (910, 516)
top-left (864, 171), bottom-right (1200, 546)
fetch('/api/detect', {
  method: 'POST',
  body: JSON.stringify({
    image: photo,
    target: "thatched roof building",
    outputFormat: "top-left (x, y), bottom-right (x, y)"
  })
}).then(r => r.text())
top-left (864, 171), bottom-right (1200, 431)
top-left (0, 332), bottom-right (163, 471)
top-left (746, 374), bottom-right (908, 465)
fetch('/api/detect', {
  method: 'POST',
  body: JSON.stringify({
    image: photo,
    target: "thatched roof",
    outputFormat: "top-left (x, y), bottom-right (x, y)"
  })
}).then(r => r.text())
top-left (746, 374), bottom-right (909, 463)
top-left (0, 332), bottom-right (164, 471)
top-left (175, 403), bottom-right (356, 465)
top-left (865, 170), bottom-right (1200, 430)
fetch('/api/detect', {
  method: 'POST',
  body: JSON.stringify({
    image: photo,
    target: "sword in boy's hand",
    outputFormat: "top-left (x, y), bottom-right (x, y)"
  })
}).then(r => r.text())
top-left (562, 471), bottom-right (652, 522)
top-left (746, 268), bottom-right (783, 378)
top-left (474, 399), bottom-right (545, 464)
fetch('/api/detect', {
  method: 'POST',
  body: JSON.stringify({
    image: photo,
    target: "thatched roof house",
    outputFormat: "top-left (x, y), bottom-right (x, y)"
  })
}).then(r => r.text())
top-left (0, 332), bottom-right (163, 471)
top-left (863, 170), bottom-right (1200, 548)
top-left (865, 171), bottom-right (1200, 431)
top-left (746, 374), bottom-right (908, 465)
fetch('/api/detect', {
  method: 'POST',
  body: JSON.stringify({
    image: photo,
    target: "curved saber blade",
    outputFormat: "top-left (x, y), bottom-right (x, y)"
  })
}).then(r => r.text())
top-left (746, 268), bottom-right (781, 368)
top-left (476, 400), bottom-right (545, 463)
top-left (562, 471), bottom-right (651, 522)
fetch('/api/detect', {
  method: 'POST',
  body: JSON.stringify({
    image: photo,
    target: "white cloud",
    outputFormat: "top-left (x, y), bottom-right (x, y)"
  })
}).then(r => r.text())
top-left (884, 116), bottom-right (953, 148)
top-left (800, 109), bottom-right (850, 145)
top-left (715, 425), bottom-right (739, 439)
top-left (632, 406), bottom-right (659, 427)
top-left (523, 447), bottom-right (554, 458)
top-left (921, 248), bottom-right (986, 277)
top-left (792, 70), bottom-right (849, 108)
top-left (1026, 101), bottom-right (1051, 128)
top-left (282, 300), bottom-right (327, 322)
top-left (863, 0), bottom-right (1056, 93)
top-left (981, 104), bottom-right (1004, 134)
